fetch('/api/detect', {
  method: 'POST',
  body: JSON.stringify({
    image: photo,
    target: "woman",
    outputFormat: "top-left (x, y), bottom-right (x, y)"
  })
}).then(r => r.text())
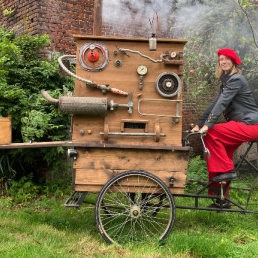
top-left (191, 48), bottom-right (258, 208)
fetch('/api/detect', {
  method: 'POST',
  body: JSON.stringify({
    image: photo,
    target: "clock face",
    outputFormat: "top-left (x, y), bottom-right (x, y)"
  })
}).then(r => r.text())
top-left (137, 65), bottom-right (148, 75)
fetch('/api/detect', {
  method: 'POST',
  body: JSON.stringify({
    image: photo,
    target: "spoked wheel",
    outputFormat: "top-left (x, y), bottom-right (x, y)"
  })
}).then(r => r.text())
top-left (95, 170), bottom-right (175, 244)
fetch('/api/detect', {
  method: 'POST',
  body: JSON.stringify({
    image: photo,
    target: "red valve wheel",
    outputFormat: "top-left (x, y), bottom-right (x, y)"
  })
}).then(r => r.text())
top-left (87, 50), bottom-right (99, 62)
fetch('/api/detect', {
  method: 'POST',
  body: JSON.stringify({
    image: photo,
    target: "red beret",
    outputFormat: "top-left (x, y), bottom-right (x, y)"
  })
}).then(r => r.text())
top-left (217, 48), bottom-right (242, 65)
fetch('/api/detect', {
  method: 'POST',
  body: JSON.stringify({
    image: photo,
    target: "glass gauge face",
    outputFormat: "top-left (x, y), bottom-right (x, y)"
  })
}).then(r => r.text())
top-left (137, 65), bottom-right (148, 75)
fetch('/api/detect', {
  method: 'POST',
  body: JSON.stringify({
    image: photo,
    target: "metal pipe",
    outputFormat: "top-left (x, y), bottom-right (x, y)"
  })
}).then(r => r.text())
top-left (41, 90), bottom-right (59, 104)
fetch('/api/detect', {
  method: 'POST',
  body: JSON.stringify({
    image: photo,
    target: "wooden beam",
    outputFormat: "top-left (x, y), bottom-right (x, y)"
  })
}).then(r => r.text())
top-left (0, 141), bottom-right (73, 149)
top-left (93, 0), bottom-right (103, 36)
top-left (0, 141), bottom-right (191, 151)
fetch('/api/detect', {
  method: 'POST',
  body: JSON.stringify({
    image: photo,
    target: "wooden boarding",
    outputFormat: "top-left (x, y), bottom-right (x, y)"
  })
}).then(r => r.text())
top-left (0, 141), bottom-right (190, 150)
top-left (0, 117), bottom-right (11, 145)
top-left (70, 35), bottom-right (190, 194)
top-left (74, 169), bottom-right (186, 188)
top-left (73, 147), bottom-right (189, 194)
top-left (73, 148), bottom-right (189, 171)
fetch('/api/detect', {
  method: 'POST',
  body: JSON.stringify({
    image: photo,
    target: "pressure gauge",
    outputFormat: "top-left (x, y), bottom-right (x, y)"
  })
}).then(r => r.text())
top-left (137, 65), bottom-right (148, 75)
top-left (171, 51), bottom-right (177, 58)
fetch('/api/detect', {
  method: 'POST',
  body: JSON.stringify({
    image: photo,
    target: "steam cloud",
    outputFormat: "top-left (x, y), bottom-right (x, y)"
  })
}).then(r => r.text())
top-left (102, 0), bottom-right (174, 37)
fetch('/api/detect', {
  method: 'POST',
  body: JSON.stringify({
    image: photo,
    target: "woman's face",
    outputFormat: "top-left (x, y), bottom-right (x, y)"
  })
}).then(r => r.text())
top-left (219, 54), bottom-right (234, 72)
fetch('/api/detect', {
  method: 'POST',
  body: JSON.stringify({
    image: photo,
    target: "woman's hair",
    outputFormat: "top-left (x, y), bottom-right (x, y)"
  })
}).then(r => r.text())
top-left (215, 62), bottom-right (241, 78)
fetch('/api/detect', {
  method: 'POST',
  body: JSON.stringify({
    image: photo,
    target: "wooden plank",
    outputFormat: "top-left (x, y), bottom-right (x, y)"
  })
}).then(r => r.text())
top-left (74, 169), bottom-right (186, 188)
top-left (73, 148), bottom-right (189, 172)
top-left (74, 184), bottom-right (185, 194)
top-left (0, 142), bottom-right (191, 150)
top-left (0, 141), bottom-right (73, 149)
top-left (0, 141), bottom-right (191, 150)
top-left (93, 0), bottom-right (102, 36)
top-left (75, 169), bottom-right (114, 186)
top-left (73, 35), bottom-right (188, 44)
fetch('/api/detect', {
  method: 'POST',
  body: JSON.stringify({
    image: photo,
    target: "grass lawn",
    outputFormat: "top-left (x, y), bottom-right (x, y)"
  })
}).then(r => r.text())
top-left (1, 188), bottom-right (258, 258)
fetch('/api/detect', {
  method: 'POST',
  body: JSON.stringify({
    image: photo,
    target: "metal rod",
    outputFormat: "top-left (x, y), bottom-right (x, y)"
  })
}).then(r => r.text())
top-left (100, 132), bottom-right (166, 137)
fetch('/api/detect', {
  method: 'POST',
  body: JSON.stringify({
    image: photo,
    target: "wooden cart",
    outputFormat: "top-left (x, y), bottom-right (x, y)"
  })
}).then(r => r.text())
top-left (2, 35), bottom-right (258, 245)
top-left (53, 35), bottom-right (191, 244)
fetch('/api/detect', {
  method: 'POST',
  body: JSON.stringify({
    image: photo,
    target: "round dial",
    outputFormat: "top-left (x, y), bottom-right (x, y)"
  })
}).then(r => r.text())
top-left (137, 65), bottom-right (148, 75)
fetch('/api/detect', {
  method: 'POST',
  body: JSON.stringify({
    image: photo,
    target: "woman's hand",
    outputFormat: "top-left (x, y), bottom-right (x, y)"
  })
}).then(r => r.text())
top-left (199, 125), bottom-right (209, 134)
top-left (190, 125), bottom-right (209, 134)
top-left (191, 125), bottom-right (200, 132)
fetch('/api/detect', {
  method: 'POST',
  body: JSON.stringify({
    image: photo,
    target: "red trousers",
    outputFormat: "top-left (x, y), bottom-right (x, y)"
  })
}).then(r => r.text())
top-left (204, 121), bottom-right (258, 196)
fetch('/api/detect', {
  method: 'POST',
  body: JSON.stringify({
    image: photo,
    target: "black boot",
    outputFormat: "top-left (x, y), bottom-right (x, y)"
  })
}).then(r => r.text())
top-left (207, 199), bottom-right (231, 209)
top-left (211, 171), bottom-right (237, 182)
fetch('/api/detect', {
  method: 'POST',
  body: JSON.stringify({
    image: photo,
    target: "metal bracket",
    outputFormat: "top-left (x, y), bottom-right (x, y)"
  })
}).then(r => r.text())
top-left (109, 93), bottom-right (133, 114)
top-left (138, 98), bottom-right (182, 124)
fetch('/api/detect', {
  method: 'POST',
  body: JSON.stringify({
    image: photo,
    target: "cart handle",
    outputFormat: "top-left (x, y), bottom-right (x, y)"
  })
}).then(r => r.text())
top-left (183, 131), bottom-right (210, 158)
top-left (183, 131), bottom-right (202, 145)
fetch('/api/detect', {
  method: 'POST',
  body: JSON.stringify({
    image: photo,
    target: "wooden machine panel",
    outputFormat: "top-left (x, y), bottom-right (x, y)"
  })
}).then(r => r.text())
top-left (72, 35), bottom-right (187, 147)
top-left (70, 35), bottom-right (190, 194)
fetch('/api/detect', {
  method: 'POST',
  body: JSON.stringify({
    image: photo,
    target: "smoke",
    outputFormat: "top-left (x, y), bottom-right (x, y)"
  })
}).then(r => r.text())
top-left (102, 0), bottom-right (257, 42)
top-left (171, 3), bottom-right (212, 37)
top-left (102, 1), bottom-right (234, 38)
top-left (103, 0), bottom-right (171, 23)
top-left (102, 0), bottom-right (175, 36)
top-left (101, 0), bottom-right (258, 96)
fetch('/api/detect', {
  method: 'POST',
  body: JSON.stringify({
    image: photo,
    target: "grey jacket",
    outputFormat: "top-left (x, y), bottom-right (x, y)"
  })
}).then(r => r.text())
top-left (197, 73), bottom-right (258, 128)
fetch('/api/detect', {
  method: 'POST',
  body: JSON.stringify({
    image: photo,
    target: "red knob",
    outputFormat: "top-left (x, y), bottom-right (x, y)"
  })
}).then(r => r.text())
top-left (87, 50), bottom-right (99, 62)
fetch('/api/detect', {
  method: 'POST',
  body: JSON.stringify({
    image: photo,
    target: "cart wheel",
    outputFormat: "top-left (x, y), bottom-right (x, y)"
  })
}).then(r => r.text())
top-left (95, 170), bottom-right (175, 244)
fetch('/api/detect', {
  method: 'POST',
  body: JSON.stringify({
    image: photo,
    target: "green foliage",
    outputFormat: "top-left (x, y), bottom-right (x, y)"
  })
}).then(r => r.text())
top-left (0, 151), bottom-right (16, 180)
top-left (0, 28), bottom-right (19, 88)
top-left (0, 27), bottom-right (74, 186)
top-left (187, 155), bottom-right (207, 178)
top-left (186, 155), bottom-right (208, 192)
top-left (14, 34), bottom-right (50, 60)
top-left (1, 4), bottom-right (15, 16)
top-left (7, 175), bottom-right (40, 203)
top-left (7, 156), bottom-right (72, 203)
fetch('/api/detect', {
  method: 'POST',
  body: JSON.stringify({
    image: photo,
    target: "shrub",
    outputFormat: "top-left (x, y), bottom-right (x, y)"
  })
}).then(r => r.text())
top-left (0, 27), bottom-right (74, 191)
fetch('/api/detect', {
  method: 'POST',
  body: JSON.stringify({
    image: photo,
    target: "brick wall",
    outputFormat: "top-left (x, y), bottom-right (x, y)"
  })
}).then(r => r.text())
top-left (0, 0), bottom-right (95, 54)
top-left (0, 0), bottom-right (39, 35)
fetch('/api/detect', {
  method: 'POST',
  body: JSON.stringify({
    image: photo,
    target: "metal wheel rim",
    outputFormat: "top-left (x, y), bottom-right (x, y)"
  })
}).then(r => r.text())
top-left (95, 170), bottom-right (175, 244)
